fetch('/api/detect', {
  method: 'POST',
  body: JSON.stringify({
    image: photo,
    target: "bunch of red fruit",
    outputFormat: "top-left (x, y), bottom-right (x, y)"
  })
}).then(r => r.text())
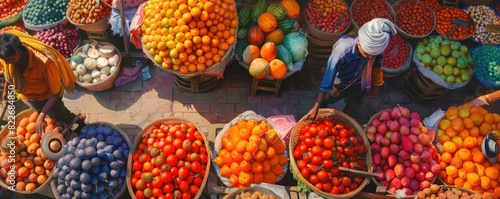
top-left (382, 35), bottom-right (410, 69)
top-left (394, 0), bottom-right (434, 36)
top-left (422, 0), bottom-right (441, 10)
top-left (352, 0), bottom-right (394, 28)
top-left (305, 1), bottom-right (350, 33)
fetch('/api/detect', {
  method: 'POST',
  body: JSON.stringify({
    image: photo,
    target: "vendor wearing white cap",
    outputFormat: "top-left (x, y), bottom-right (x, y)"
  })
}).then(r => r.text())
top-left (305, 18), bottom-right (397, 119)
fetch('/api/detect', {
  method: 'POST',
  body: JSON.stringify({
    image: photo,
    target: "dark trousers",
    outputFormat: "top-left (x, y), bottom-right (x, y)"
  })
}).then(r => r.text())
top-left (321, 83), bottom-right (367, 118)
top-left (24, 97), bottom-right (82, 126)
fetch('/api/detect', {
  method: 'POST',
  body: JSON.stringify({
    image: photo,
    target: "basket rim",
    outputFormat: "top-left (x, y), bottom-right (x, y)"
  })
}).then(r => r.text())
top-left (392, 0), bottom-right (436, 39)
top-left (0, 10), bottom-right (23, 27)
top-left (288, 108), bottom-right (372, 198)
top-left (0, 109), bottom-right (56, 194)
top-left (434, 7), bottom-right (476, 41)
top-left (49, 122), bottom-right (131, 199)
top-left (350, 0), bottom-right (396, 30)
top-left (22, 0), bottom-right (68, 31)
top-left (223, 186), bottom-right (282, 199)
top-left (65, 8), bottom-right (111, 32)
top-left (366, 109), bottom-right (438, 196)
top-left (126, 117), bottom-right (211, 199)
top-left (462, 4), bottom-right (500, 45)
top-left (382, 40), bottom-right (414, 74)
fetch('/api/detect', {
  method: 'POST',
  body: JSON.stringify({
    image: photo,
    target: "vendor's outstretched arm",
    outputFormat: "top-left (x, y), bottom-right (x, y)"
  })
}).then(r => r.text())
top-left (36, 94), bottom-right (59, 135)
top-left (304, 92), bottom-right (326, 121)
top-left (466, 90), bottom-right (500, 107)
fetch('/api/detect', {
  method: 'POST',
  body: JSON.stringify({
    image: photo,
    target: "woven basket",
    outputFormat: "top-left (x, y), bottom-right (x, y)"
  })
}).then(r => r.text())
top-left (463, 5), bottom-right (500, 45)
top-left (223, 186), bottom-right (282, 199)
top-left (66, 9), bottom-right (110, 32)
top-left (413, 185), bottom-right (478, 199)
top-left (0, 11), bottom-right (23, 27)
top-left (289, 108), bottom-right (372, 199)
top-left (382, 40), bottom-right (414, 77)
top-left (434, 7), bottom-right (476, 41)
top-left (72, 41), bottom-right (122, 92)
top-left (0, 109), bottom-right (56, 195)
top-left (392, 0), bottom-right (436, 40)
top-left (126, 118), bottom-right (210, 199)
top-left (22, 0), bottom-right (68, 31)
top-left (367, 109), bottom-right (438, 197)
top-left (350, 0), bottom-right (396, 30)
top-left (49, 122), bottom-right (131, 199)
top-left (303, 0), bottom-right (351, 41)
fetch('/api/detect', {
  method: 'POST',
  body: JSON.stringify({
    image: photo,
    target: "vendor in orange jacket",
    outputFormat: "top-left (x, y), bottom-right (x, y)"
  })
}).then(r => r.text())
top-left (305, 18), bottom-right (397, 119)
top-left (0, 30), bottom-right (86, 135)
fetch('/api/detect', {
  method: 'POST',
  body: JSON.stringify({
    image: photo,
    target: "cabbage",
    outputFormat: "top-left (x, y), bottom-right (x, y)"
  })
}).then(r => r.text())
top-left (282, 32), bottom-right (308, 62)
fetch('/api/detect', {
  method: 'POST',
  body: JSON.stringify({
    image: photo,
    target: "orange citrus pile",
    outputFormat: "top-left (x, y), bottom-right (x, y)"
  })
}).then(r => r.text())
top-left (141, 0), bottom-right (238, 74)
top-left (213, 119), bottom-right (288, 188)
top-left (437, 106), bottom-right (500, 197)
top-left (311, 0), bottom-right (347, 14)
top-left (0, 112), bottom-right (59, 192)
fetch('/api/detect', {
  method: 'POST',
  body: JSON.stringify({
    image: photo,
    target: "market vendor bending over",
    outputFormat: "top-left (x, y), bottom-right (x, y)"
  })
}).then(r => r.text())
top-left (304, 18), bottom-right (397, 120)
top-left (0, 30), bottom-right (86, 135)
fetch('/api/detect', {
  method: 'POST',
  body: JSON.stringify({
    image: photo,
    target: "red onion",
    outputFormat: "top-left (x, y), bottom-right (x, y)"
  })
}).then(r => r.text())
top-left (34, 24), bottom-right (79, 58)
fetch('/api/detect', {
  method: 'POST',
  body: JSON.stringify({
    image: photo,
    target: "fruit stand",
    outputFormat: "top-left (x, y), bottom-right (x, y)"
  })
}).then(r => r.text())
top-left (1, 0), bottom-right (500, 198)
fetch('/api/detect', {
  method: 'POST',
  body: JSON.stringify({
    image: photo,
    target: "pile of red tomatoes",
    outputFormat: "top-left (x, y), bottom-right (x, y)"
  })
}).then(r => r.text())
top-left (292, 117), bottom-right (369, 195)
top-left (394, 0), bottom-right (435, 37)
top-left (351, 0), bottom-right (394, 28)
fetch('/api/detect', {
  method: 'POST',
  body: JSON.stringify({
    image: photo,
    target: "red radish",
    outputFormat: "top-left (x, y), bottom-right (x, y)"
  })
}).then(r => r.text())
top-left (398, 117), bottom-right (410, 128)
top-left (379, 111), bottom-right (391, 121)
top-left (405, 167), bottom-right (416, 178)
top-left (373, 153), bottom-right (381, 165)
top-left (413, 143), bottom-right (424, 154)
top-left (375, 134), bottom-right (384, 144)
top-left (380, 137), bottom-right (391, 147)
top-left (421, 150), bottom-right (432, 162)
top-left (380, 146), bottom-right (390, 158)
top-left (401, 176), bottom-right (411, 187)
top-left (410, 119), bottom-right (421, 128)
top-left (418, 133), bottom-right (431, 146)
top-left (419, 180), bottom-right (431, 189)
top-left (425, 171), bottom-right (434, 181)
top-left (402, 187), bottom-right (413, 195)
top-left (409, 179), bottom-right (420, 191)
top-left (401, 136), bottom-right (413, 152)
top-left (390, 132), bottom-right (401, 144)
top-left (416, 171), bottom-right (425, 181)
top-left (371, 118), bottom-right (382, 127)
top-left (420, 163), bottom-right (429, 173)
top-left (391, 177), bottom-right (402, 189)
top-left (399, 106), bottom-right (411, 118)
top-left (399, 125), bottom-right (410, 135)
top-left (410, 153), bottom-right (421, 163)
top-left (411, 163), bottom-right (421, 173)
top-left (388, 155), bottom-right (397, 167)
top-left (371, 143), bottom-right (381, 153)
top-left (430, 163), bottom-right (441, 175)
top-left (408, 134), bottom-right (418, 143)
top-left (389, 120), bottom-right (400, 132)
top-left (410, 112), bottom-right (421, 121)
top-left (426, 129), bottom-right (436, 142)
top-left (403, 160), bottom-right (412, 167)
top-left (367, 133), bottom-right (375, 142)
top-left (394, 164), bottom-right (405, 178)
top-left (399, 150), bottom-right (410, 160)
top-left (366, 125), bottom-right (377, 134)
top-left (389, 144), bottom-right (400, 154)
top-left (390, 106), bottom-right (402, 119)
top-left (385, 169), bottom-right (395, 181)
top-left (377, 123), bottom-right (388, 134)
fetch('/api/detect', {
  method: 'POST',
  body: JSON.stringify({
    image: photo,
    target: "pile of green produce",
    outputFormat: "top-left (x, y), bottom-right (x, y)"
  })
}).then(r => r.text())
top-left (415, 36), bottom-right (473, 84)
top-left (470, 45), bottom-right (500, 89)
top-left (23, 0), bottom-right (69, 26)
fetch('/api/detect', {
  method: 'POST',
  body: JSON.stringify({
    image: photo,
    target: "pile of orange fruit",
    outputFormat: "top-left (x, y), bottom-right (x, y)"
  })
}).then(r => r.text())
top-left (213, 119), bottom-right (288, 188)
top-left (437, 105), bottom-right (500, 197)
top-left (0, 112), bottom-right (59, 192)
top-left (311, 0), bottom-right (348, 14)
top-left (141, 0), bottom-right (238, 74)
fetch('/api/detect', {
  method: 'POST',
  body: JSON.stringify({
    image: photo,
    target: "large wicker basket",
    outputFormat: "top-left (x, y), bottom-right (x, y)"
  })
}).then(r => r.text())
top-left (49, 122), bottom-right (131, 199)
top-left (382, 40), bottom-right (414, 77)
top-left (223, 186), bottom-right (282, 199)
top-left (72, 41), bottom-right (122, 92)
top-left (367, 109), bottom-right (438, 197)
top-left (392, 0), bottom-right (436, 40)
top-left (289, 108), bottom-right (372, 199)
top-left (66, 9), bottom-right (110, 32)
top-left (434, 7), bottom-right (476, 41)
top-left (22, 0), bottom-right (68, 31)
top-left (303, 0), bottom-right (351, 41)
top-left (350, 0), bottom-right (396, 30)
top-left (0, 109), bottom-right (56, 195)
top-left (126, 118), bottom-right (210, 199)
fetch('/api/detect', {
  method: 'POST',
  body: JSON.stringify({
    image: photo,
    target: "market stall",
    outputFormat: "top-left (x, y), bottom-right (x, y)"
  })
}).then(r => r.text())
top-left (0, 0), bottom-right (500, 198)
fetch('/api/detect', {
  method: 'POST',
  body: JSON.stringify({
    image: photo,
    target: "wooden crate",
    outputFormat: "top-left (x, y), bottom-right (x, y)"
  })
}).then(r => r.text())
top-left (305, 35), bottom-right (336, 68)
top-left (174, 74), bottom-right (220, 93)
top-left (400, 64), bottom-right (449, 103)
top-left (251, 78), bottom-right (282, 97)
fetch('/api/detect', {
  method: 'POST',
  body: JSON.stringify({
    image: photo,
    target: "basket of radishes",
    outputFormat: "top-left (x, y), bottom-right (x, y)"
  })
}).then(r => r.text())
top-left (33, 24), bottom-right (81, 60)
top-left (365, 105), bottom-right (440, 197)
top-left (303, 0), bottom-right (351, 41)
top-left (290, 108), bottom-right (372, 198)
top-left (350, 0), bottom-right (395, 30)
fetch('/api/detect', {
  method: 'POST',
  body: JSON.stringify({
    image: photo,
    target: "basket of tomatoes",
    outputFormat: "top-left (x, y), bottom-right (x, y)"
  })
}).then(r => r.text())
top-left (212, 111), bottom-right (289, 188)
top-left (434, 7), bottom-right (476, 41)
top-left (127, 118), bottom-right (211, 199)
top-left (350, 0), bottom-right (395, 30)
top-left (392, 0), bottom-right (436, 40)
top-left (289, 108), bottom-right (372, 198)
top-left (303, 0), bottom-right (351, 41)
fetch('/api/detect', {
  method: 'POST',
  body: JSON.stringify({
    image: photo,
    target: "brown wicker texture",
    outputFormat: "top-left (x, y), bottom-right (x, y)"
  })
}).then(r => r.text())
top-left (223, 186), bottom-right (282, 199)
top-left (350, 0), bottom-right (396, 30)
top-left (72, 41), bottom-right (122, 92)
top-left (434, 7), bottom-right (476, 41)
top-left (392, 0), bottom-right (436, 40)
top-left (460, 0), bottom-right (493, 5)
top-left (289, 108), bottom-right (372, 199)
top-left (50, 122), bottom-right (131, 199)
top-left (126, 118), bottom-right (211, 199)
top-left (367, 109), bottom-right (438, 197)
top-left (0, 109), bottom-right (56, 195)
top-left (66, 9), bottom-right (110, 32)
top-left (303, 0), bottom-right (351, 41)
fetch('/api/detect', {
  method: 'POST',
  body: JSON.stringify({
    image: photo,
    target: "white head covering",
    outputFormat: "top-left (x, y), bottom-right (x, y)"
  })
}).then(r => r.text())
top-left (358, 18), bottom-right (397, 55)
